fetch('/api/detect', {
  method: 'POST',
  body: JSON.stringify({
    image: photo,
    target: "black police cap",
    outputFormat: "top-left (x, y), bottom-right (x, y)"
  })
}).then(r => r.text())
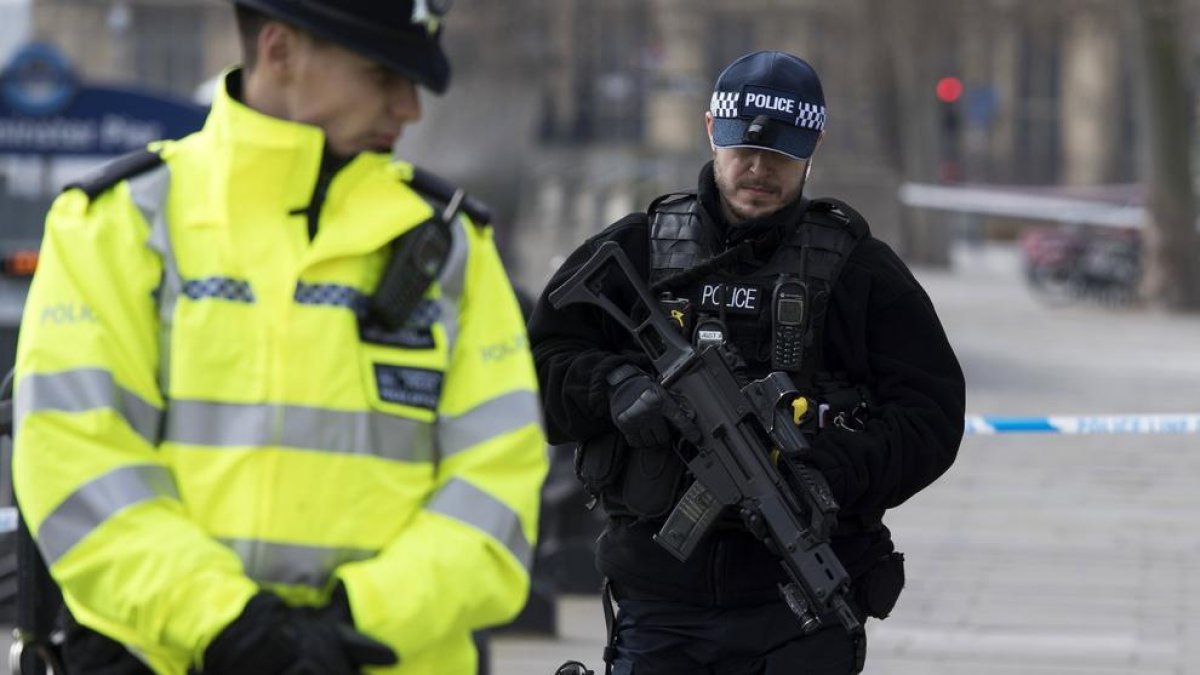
top-left (232, 0), bottom-right (452, 93)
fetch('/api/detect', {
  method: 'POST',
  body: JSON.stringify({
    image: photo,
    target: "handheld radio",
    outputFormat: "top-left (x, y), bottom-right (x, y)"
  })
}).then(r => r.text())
top-left (771, 275), bottom-right (807, 371)
top-left (365, 189), bottom-right (464, 331)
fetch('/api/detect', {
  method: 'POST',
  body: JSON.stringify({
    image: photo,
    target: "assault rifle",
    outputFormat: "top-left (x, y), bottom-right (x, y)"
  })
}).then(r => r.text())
top-left (549, 242), bottom-right (863, 640)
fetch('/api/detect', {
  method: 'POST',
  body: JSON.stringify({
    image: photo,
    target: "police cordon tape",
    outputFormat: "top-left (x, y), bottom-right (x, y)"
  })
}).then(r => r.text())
top-left (0, 416), bottom-right (1193, 536)
top-left (966, 414), bottom-right (1200, 435)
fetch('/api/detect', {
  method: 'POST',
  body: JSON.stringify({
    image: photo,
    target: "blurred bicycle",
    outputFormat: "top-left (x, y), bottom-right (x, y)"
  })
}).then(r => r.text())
top-left (1018, 224), bottom-right (1141, 307)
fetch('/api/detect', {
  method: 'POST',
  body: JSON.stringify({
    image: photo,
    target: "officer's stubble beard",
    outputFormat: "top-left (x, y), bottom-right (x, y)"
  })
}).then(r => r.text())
top-left (709, 135), bottom-right (814, 225)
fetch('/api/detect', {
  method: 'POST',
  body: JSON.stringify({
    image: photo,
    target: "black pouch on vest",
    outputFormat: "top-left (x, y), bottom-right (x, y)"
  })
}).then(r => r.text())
top-left (855, 551), bottom-right (906, 619)
top-left (575, 432), bottom-right (629, 498)
top-left (617, 443), bottom-right (689, 520)
top-left (576, 433), bottom-right (689, 520)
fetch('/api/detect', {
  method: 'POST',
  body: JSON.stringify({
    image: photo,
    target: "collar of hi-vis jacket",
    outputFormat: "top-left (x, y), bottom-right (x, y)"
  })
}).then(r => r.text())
top-left (188, 68), bottom-right (435, 262)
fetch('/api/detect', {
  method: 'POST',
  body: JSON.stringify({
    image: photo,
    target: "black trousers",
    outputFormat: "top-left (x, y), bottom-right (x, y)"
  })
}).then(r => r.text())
top-left (610, 597), bottom-right (862, 675)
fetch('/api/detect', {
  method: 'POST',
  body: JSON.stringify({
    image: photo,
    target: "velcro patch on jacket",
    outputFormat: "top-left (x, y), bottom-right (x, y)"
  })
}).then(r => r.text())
top-left (373, 365), bottom-right (443, 409)
top-left (698, 282), bottom-right (764, 315)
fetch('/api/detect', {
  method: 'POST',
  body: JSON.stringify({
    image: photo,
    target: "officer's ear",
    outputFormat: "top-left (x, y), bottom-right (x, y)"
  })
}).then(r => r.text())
top-left (801, 132), bottom-right (825, 186)
top-left (257, 20), bottom-right (302, 79)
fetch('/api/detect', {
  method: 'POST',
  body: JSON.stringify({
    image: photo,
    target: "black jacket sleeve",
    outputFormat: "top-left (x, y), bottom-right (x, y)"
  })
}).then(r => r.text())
top-left (528, 214), bottom-right (653, 445)
top-left (805, 237), bottom-right (966, 512)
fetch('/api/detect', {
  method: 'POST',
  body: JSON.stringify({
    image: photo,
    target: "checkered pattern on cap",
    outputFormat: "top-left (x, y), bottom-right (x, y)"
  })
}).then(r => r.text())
top-left (294, 282), bottom-right (366, 311)
top-left (181, 277), bottom-right (256, 303)
top-left (710, 91), bottom-right (740, 118)
top-left (794, 102), bottom-right (826, 131)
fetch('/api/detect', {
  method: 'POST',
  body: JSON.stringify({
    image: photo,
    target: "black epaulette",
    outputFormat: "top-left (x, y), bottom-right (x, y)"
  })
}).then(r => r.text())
top-left (62, 148), bottom-right (164, 201)
top-left (808, 197), bottom-right (871, 240)
top-left (407, 166), bottom-right (493, 225)
top-left (647, 190), bottom-right (695, 215)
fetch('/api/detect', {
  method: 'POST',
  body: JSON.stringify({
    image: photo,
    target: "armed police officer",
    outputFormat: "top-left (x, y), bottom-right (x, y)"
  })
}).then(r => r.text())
top-left (11, 1), bottom-right (548, 673)
top-left (529, 51), bottom-right (965, 674)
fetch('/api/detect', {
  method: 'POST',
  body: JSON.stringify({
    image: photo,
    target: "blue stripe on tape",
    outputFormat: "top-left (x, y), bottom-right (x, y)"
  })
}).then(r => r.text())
top-left (983, 417), bottom-right (1059, 433)
top-left (966, 414), bottom-right (1200, 435)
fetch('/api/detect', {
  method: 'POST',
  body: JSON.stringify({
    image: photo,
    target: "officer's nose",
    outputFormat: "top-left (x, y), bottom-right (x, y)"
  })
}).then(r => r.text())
top-left (389, 78), bottom-right (422, 123)
top-left (747, 148), bottom-right (769, 173)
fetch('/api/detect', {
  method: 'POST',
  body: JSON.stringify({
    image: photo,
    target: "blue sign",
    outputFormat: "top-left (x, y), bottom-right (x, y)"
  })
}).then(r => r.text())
top-left (0, 42), bottom-right (207, 156)
top-left (964, 85), bottom-right (999, 128)
top-left (0, 42), bottom-right (78, 117)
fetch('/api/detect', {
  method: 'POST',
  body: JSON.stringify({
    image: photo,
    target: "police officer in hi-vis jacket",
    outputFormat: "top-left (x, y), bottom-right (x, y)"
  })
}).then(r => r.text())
top-left (12, 2), bottom-right (547, 673)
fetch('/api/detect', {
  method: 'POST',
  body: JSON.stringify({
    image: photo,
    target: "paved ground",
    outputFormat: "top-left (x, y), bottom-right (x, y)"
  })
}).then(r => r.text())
top-left (4, 244), bottom-right (1199, 674)
top-left (493, 244), bottom-right (1200, 675)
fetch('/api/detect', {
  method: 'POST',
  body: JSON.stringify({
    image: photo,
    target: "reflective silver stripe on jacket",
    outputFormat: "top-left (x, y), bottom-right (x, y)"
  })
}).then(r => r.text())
top-left (37, 464), bottom-right (179, 565)
top-left (434, 216), bottom-right (470, 355)
top-left (437, 389), bottom-right (541, 461)
top-left (132, 163), bottom-right (177, 395)
top-left (219, 538), bottom-right (375, 588)
top-left (164, 400), bottom-right (436, 462)
top-left (427, 478), bottom-right (532, 570)
top-left (15, 369), bottom-right (434, 461)
top-left (16, 368), bottom-right (162, 445)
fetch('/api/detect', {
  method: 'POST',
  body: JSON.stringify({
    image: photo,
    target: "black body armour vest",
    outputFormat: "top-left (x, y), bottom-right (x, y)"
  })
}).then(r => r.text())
top-left (648, 191), bottom-right (869, 387)
top-left (581, 192), bottom-right (870, 522)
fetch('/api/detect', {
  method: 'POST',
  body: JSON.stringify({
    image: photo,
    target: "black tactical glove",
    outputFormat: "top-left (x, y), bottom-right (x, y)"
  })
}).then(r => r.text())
top-left (61, 611), bottom-right (155, 675)
top-left (606, 364), bottom-right (672, 449)
top-left (282, 584), bottom-right (397, 675)
top-left (202, 590), bottom-right (396, 675)
top-left (201, 592), bottom-right (296, 675)
top-left (280, 609), bottom-right (398, 675)
top-left (314, 581), bottom-right (355, 625)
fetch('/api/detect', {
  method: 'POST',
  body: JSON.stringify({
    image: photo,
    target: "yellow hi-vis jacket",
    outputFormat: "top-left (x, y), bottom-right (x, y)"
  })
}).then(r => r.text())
top-left (13, 71), bottom-right (548, 674)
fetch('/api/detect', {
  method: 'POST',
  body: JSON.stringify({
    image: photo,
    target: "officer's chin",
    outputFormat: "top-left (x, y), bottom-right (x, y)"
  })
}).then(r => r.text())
top-left (731, 198), bottom-right (778, 221)
top-left (368, 133), bottom-right (401, 154)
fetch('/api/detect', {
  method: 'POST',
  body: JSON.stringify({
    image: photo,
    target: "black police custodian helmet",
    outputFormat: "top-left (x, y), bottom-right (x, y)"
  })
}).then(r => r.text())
top-left (232, 0), bottom-right (452, 93)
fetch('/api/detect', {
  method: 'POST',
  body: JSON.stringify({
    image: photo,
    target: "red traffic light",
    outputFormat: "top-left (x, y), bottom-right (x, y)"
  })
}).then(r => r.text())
top-left (936, 76), bottom-right (964, 103)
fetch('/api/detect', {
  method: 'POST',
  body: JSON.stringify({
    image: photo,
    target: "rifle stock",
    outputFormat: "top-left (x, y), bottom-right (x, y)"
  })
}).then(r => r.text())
top-left (549, 242), bottom-right (862, 636)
